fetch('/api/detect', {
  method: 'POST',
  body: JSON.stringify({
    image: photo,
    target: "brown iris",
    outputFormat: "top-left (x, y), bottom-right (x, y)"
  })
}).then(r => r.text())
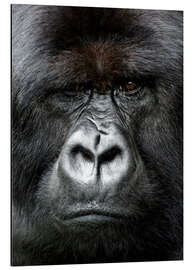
top-left (125, 81), bottom-right (137, 91)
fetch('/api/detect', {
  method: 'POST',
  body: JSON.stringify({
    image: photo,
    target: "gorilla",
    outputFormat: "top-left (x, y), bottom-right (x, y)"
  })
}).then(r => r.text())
top-left (12, 5), bottom-right (183, 266)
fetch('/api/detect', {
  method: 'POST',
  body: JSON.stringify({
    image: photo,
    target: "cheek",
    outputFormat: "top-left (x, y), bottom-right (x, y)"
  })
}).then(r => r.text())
top-left (113, 88), bottom-right (156, 121)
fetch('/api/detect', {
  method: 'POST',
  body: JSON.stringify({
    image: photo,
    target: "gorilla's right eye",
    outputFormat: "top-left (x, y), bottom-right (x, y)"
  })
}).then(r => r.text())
top-left (44, 85), bottom-right (91, 112)
top-left (63, 89), bottom-right (79, 97)
top-left (65, 83), bottom-right (92, 96)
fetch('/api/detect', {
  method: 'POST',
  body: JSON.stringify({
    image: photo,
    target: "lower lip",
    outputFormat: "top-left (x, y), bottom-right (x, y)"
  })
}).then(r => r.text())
top-left (62, 214), bottom-right (121, 225)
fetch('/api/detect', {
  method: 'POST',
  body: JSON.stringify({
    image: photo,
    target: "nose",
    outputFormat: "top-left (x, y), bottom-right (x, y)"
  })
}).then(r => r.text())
top-left (58, 123), bottom-right (133, 186)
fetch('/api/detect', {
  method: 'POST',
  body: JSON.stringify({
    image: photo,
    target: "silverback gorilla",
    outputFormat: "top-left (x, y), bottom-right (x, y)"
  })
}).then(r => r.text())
top-left (12, 5), bottom-right (183, 266)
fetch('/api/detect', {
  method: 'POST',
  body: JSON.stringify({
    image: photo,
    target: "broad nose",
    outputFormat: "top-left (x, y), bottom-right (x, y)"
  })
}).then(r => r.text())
top-left (58, 123), bottom-right (133, 186)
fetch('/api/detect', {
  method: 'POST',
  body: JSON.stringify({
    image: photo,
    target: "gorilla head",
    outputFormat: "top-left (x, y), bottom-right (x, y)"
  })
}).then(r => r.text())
top-left (12, 5), bottom-right (183, 266)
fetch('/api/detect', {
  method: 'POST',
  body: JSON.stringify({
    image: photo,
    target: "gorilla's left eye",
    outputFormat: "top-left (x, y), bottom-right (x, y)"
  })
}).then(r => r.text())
top-left (125, 81), bottom-right (137, 91)
top-left (121, 80), bottom-right (142, 95)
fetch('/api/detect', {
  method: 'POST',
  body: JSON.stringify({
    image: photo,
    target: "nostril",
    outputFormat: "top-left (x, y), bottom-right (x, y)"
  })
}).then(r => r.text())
top-left (99, 146), bottom-right (122, 165)
top-left (71, 145), bottom-right (94, 162)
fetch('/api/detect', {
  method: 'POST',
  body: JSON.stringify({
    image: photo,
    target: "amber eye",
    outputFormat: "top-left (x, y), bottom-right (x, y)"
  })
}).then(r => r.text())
top-left (125, 81), bottom-right (137, 91)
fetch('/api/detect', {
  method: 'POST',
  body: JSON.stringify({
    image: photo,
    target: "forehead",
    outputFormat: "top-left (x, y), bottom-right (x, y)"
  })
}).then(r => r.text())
top-left (52, 39), bottom-right (128, 87)
top-left (12, 6), bottom-right (181, 91)
top-left (38, 7), bottom-right (155, 84)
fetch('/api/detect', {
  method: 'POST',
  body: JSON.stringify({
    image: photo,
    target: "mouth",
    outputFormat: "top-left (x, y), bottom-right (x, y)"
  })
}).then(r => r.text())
top-left (54, 209), bottom-right (127, 225)
top-left (62, 214), bottom-right (118, 224)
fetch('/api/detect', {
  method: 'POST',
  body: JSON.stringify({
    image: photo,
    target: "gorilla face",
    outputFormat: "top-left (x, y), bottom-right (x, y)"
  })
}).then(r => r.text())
top-left (12, 5), bottom-right (183, 266)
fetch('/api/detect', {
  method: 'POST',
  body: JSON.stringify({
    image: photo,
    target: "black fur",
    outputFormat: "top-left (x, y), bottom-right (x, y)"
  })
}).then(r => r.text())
top-left (12, 5), bottom-right (183, 266)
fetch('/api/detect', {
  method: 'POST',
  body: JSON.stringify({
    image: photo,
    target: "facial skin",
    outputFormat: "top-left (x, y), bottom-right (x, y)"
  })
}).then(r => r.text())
top-left (12, 5), bottom-right (183, 265)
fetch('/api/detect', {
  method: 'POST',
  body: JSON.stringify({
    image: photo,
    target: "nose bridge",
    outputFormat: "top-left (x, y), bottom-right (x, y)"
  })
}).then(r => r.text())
top-left (68, 120), bottom-right (117, 154)
top-left (89, 118), bottom-right (114, 135)
top-left (88, 90), bottom-right (116, 120)
top-left (87, 121), bottom-right (119, 152)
